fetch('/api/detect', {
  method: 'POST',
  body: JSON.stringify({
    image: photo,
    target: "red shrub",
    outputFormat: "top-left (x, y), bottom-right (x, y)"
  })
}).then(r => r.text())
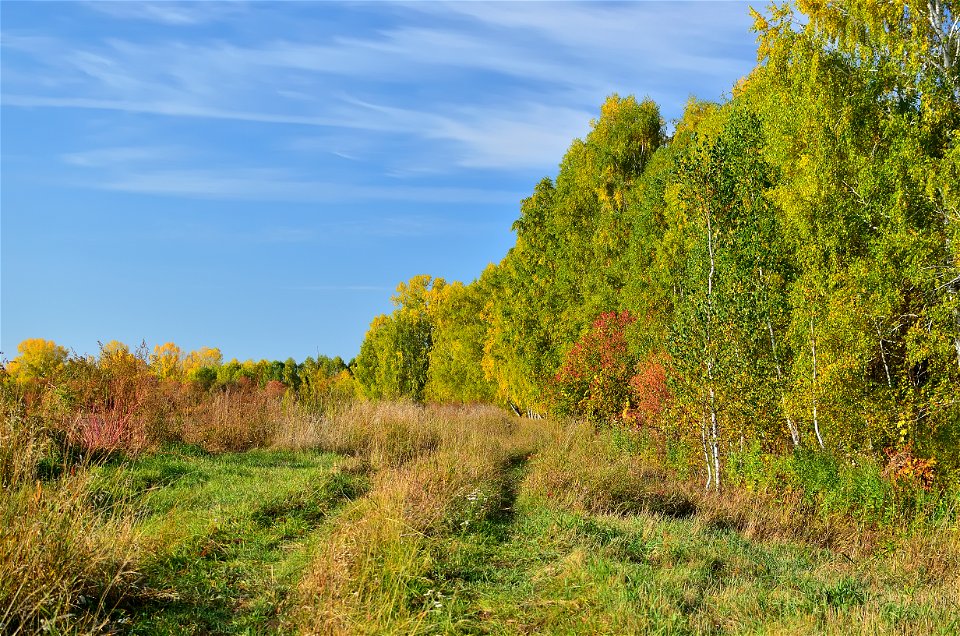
top-left (624, 354), bottom-right (672, 428)
top-left (553, 311), bottom-right (638, 424)
top-left (71, 394), bottom-right (147, 456)
top-left (265, 380), bottom-right (287, 398)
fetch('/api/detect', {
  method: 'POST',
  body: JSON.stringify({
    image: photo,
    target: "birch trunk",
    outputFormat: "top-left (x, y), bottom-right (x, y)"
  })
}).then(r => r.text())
top-left (877, 323), bottom-right (893, 388)
top-left (810, 315), bottom-right (825, 449)
top-left (701, 421), bottom-right (713, 492)
top-left (766, 314), bottom-right (800, 447)
top-left (705, 203), bottom-right (721, 491)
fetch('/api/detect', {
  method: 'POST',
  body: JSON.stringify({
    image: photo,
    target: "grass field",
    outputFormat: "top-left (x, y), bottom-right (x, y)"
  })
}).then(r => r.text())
top-left (3, 402), bottom-right (959, 634)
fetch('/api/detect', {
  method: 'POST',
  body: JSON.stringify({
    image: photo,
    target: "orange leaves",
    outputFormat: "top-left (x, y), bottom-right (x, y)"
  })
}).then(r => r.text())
top-left (882, 445), bottom-right (937, 490)
top-left (624, 354), bottom-right (672, 429)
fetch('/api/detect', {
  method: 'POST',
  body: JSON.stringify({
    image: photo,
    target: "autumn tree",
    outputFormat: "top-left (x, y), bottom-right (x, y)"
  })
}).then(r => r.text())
top-left (424, 279), bottom-right (495, 403)
top-left (354, 275), bottom-right (445, 401)
top-left (6, 338), bottom-right (70, 384)
top-left (149, 342), bottom-right (184, 381)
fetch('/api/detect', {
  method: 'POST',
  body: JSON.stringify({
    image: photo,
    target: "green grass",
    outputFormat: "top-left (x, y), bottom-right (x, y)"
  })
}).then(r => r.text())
top-left (10, 405), bottom-right (957, 634)
top-left (386, 492), bottom-right (959, 635)
top-left (90, 445), bottom-right (367, 634)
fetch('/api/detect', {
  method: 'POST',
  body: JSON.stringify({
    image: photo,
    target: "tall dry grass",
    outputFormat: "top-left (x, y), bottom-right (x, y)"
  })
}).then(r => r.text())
top-left (0, 403), bottom-right (49, 489)
top-left (522, 420), bottom-right (696, 518)
top-left (180, 388), bottom-right (284, 452)
top-left (295, 401), bottom-right (544, 634)
top-left (522, 417), bottom-right (960, 600)
top-left (0, 406), bottom-right (141, 634)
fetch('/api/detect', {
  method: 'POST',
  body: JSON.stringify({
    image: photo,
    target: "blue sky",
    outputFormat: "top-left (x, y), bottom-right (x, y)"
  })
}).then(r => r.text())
top-left (2, 1), bottom-right (757, 363)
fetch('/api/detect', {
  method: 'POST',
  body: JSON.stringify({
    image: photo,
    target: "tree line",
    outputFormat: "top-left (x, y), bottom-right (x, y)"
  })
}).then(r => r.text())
top-left (354, 1), bottom-right (960, 485)
top-left (4, 338), bottom-right (354, 402)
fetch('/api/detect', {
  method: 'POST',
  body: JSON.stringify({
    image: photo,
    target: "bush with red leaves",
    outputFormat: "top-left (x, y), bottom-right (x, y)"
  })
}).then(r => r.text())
top-left (264, 380), bottom-right (288, 398)
top-left (624, 354), bottom-right (672, 428)
top-left (553, 311), bottom-right (672, 427)
top-left (553, 311), bottom-right (637, 424)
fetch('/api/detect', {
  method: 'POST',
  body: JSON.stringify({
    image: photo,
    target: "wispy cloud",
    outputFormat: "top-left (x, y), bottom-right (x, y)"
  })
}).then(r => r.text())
top-left (12, 90), bottom-right (591, 175)
top-left (1, 2), bottom-right (755, 177)
top-left (61, 145), bottom-right (180, 167)
top-left (1, 94), bottom-right (343, 126)
top-left (81, 1), bottom-right (243, 26)
top-left (70, 166), bottom-right (522, 205)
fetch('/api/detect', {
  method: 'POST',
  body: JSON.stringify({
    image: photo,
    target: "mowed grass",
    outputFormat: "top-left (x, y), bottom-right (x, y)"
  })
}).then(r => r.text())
top-left (5, 403), bottom-right (958, 634)
top-left (90, 446), bottom-right (368, 634)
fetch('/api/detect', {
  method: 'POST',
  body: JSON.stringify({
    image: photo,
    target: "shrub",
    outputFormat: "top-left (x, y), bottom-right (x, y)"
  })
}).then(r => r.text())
top-left (882, 445), bottom-right (937, 491)
top-left (552, 311), bottom-right (638, 425)
top-left (70, 396), bottom-right (147, 458)
top-left (624, 353), bottom-right (672, 428)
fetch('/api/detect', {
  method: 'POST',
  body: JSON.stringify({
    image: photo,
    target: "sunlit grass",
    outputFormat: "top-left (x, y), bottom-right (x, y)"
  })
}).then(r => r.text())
top-left (4, 400), bottom-right (958, 634)
top-left (103, 445), bottom-right (361, 634)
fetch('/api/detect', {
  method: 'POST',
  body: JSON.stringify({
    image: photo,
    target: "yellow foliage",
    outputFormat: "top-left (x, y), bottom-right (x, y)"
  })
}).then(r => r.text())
top-left (98, 340), bottom-right (138, 371)
top-left (150, 342), bottom-right (183, 380)
top-left (182, 347), bottom-right (223, 375)
top-left (6, 338), bottom-right (69, 382)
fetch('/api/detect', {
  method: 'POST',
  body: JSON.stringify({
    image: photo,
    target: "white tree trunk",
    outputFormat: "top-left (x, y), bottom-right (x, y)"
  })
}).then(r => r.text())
top-left (810, 315), bottom-right (825, 449)
top-left (709, 384), bottom-right (721, 491)
top-left (705, 205), bottom-right (721, 491)
top-left (701, 421), bottom-right (713, 492)
top-left (876, 323), bottom-right (893, 388)
top-left (766, 313), bottom-right (800, 447)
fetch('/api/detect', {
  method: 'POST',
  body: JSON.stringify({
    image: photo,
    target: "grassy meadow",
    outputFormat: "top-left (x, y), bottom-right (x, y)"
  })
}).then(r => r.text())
top-left (3, 399), bottom-right (958, 635)
top-left (5, 1), bottom-right (960, 633)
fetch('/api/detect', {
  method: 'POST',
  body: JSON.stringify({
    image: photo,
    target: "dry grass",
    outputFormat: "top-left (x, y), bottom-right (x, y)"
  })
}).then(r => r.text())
top-left (293, 409), bottom-right (960, 634)
top-left (178, 389), bottom-right (281, 452)
top-left (686, 485), bottom-right (883, 556)
top-left (152, 388), bottom-right (328, 453)
top-left (310, 400), bottom-right (540, 469)
top-left (1, 401), bottom-right (142, 633)
top-left (5, 395), bottom-right (957, 633)
top-left (523, 420), bottom-right (696, 518)
top-left (0, 405), bottom-right (48, 489)
top-left (0, 471), bottom-right (141, 634)
top-left (295, 401), bottom-right (544, 634)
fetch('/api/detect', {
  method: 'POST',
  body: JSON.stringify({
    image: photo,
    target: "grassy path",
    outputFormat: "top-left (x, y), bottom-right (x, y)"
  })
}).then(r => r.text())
top-left (408, 495), bottom-right (959, 635)
top-left (82, 410), bottom-right (958, 635)
top-left (92, 446), bottom-right (367, 634)
top-left (347, 450), bottom-right (960, 636)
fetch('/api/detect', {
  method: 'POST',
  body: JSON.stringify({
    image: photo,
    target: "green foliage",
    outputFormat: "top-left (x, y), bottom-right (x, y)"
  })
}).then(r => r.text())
top-left (481, 95), bottom-right (665, 413)
top-left (424, 280), bottom-right (496, 403)
top-left (354, 275), bottom-right (445, 401)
